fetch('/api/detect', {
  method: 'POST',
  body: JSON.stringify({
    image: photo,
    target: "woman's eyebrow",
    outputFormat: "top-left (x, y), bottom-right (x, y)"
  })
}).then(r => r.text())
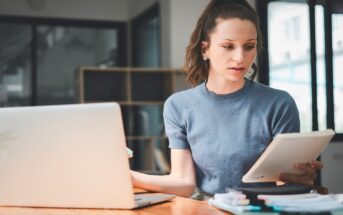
top-left (223, 38), bottom-right (257, 41)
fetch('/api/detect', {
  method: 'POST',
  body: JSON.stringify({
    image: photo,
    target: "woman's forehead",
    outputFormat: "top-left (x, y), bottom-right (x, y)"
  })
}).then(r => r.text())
top-left (210, 18), bottom-right (257, 41)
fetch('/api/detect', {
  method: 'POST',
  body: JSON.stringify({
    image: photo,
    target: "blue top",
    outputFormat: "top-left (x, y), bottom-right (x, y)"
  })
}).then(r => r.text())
top-left (163, 79), bottom-right (300, 194)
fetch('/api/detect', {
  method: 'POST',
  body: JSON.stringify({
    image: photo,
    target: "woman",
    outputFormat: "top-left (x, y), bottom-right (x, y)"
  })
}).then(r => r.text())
top-left (131, 0), bottom-right (322, 199)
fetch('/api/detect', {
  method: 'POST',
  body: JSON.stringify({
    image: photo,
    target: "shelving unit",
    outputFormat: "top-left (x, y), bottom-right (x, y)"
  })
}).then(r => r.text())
top-left (78, 67), bottom-right (190, 174)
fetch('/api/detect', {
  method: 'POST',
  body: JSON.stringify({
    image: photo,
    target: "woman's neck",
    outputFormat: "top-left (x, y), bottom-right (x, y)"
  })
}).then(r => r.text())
top-left (205, 78), bottom-right (245, 95)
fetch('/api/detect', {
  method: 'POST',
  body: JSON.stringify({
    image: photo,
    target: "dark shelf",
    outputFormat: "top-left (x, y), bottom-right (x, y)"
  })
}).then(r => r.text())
top-left (84, 71), bottom-right (127, 101)
top-left (131, 72), bottom-right (172, 101)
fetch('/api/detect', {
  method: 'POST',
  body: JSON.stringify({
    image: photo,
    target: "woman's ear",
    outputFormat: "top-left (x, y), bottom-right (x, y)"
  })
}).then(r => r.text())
top-left (201, 41), bottom-right (209, 60)
top-left (201, 41), bottom-right (209, 55)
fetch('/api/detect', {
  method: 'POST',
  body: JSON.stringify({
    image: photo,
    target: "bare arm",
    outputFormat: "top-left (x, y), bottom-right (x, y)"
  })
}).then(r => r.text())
top-left (131, 149), bottom-right (196, 197)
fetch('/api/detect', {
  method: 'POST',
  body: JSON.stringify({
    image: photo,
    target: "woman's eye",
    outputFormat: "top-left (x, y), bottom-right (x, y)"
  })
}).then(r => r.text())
top-left (222, 45), bottom-right (233, 49)
top-left (244, 45), bottom-right (256, 50)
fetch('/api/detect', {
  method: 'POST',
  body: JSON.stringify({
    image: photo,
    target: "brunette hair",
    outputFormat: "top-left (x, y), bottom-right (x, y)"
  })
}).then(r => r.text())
top-left (183, 0), bottom-right (262, 86)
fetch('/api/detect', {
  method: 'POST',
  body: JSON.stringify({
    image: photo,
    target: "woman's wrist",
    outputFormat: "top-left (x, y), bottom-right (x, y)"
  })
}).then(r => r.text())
top-left (130, 170), bottom-right (139, 187)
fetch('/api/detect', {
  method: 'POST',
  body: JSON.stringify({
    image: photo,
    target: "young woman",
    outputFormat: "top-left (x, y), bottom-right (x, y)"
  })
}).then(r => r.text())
top-left (131, 0), bottom-right (322, 199)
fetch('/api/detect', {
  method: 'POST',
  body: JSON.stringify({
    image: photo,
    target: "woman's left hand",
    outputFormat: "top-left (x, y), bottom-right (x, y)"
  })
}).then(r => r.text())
top-left (278, 160), bottom-right (323, 187)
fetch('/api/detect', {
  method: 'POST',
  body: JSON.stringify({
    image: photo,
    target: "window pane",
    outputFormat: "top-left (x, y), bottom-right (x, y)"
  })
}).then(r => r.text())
top-left (36, 26), bottom-right (119, 105)
top-left (333, 14), bottom-right (343, 132)
top-left (0, 23), bottom-right (32, 107)
top-left (268, 2), bottom-right (312, 131)
top-left (316, 5), bottom-right (327, 130)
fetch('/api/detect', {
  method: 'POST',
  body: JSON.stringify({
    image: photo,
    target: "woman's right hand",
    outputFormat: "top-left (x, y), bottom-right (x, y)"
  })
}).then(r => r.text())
top-left (130, 149), bottom-right (196, 197)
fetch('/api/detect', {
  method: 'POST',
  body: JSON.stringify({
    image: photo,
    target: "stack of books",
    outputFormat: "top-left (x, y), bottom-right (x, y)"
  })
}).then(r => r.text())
top-left (208, 189), bottom-right (343, 214)
top-left (208, 189), bottom-right (269, 214)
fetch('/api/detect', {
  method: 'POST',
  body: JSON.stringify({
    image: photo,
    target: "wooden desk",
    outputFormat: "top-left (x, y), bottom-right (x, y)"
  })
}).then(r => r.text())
top-left (0, 196), bottom-right (230, 215)
top-left (2, 197), bottom-right (340, 215)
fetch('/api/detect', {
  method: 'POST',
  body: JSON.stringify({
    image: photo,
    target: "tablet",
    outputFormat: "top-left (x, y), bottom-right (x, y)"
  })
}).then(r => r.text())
top-left (242, 129), bottom-right (335, 183)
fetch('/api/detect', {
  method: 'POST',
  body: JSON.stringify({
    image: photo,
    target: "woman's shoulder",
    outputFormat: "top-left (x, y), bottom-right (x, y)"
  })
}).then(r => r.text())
top-left (249, 80), bottom-right (294, 102)
top-left (165, 85), bottom-right (201, 105)
top-left (248, 81), bottom-right (298, 118)
top-left (164, 85), bottom-right (202, 114)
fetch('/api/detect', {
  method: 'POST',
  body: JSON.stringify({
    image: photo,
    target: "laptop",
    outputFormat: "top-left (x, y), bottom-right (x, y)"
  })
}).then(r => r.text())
top-left (0, 102), bottom-right (175, 209)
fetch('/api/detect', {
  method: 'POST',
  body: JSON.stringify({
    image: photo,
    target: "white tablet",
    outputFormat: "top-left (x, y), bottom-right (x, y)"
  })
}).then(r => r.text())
top-left (242, 129), bottom-right (335, 183)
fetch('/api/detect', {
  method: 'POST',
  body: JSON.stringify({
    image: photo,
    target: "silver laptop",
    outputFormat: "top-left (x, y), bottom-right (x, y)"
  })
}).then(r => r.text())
top-left (0, 103), bottom-right (175, 209)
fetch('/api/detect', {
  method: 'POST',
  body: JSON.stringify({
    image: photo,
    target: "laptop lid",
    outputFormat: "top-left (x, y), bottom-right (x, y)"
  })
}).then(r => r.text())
top-left (0, 102), bottom-right (136, 209)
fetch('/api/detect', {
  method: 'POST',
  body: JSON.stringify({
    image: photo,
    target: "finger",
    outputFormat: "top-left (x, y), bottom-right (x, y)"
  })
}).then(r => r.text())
top-left (279, 173), bottom-right (301, 183)
top-left (279, 172), bottom-right (312, 184)
top-left (295, 164), bottom-right (317, 180)
top-left (275, 180), bottom-right (286, 186)
top-left (279, 173), bottom-right (313, 187)
top-left (309, 160), bottom-right (323, 170)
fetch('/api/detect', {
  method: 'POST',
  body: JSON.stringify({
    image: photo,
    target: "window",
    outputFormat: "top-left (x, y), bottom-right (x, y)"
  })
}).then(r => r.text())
top-left (258, 0), bottom-right (343, 140)
top-left (268, 1), bottom-right (312, 132)
top-left (36, 26), bottom-right (120, 105)
top-left (0, 16), bottom-right (127, 106)
top-left (332, 13), bottom-right (343, 132)
top-left (284, 15), bottom-right (301, 41)
top-left (0, 23), bottom-right (32, 107)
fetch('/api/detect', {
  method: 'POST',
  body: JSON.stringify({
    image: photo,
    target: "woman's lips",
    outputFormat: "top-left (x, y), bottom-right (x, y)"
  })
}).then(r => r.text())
top-left (228, 67), bottom-right (245, 72)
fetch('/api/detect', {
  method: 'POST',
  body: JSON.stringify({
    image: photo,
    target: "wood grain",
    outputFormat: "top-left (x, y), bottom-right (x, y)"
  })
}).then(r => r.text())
top-left (0, 196), bottom-right (230, 215)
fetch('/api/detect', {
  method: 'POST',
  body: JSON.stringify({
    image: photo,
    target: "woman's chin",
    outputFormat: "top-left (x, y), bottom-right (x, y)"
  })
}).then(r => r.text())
top-left (225, 74), bottom-right (246, 82)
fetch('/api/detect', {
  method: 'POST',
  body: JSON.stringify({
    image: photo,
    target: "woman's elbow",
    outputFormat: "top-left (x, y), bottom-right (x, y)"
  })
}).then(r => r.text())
top-left (179, 182), bottom-right (196, 198)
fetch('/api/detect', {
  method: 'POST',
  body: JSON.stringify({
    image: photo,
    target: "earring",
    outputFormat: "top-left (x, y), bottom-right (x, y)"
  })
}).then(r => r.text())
top-left (203, 55), bottom-right (208, 61)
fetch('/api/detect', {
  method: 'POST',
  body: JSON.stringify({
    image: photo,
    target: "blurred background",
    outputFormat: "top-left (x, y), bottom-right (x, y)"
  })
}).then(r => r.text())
top-left (0, 0), bottom-right (342, 193)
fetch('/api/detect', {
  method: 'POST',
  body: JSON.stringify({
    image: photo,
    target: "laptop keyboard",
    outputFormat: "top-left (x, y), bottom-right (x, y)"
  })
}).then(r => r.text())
top-left (134, 197), bottom-right (142, 201)
top-left (134, 193), bottom-right (175, 208)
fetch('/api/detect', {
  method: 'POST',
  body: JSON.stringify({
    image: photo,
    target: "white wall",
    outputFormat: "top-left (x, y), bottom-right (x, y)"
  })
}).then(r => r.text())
top-left (129, 0), bottom-right (157, 18)
top-left (168, 0), bottom-right (208, 68)
top-left (0, 0), bottom-right (129, 21)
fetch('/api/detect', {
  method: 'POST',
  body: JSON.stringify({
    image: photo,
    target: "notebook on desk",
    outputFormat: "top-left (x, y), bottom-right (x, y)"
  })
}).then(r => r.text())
top-left (0, 103), bottom-right (175, 209)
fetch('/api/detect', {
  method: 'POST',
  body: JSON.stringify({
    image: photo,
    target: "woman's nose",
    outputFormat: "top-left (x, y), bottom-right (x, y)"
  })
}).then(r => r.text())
top-left (232, 49), bottom-right (244, 63)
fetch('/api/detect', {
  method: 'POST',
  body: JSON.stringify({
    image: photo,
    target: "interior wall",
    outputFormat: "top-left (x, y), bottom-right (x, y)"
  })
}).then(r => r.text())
top-left (0, 0), bottom-right (129, 21)
top-left (322, 141), bottom-right (343, 193)
top-left (168, 0), bottom-right (208, 68)
top-left (128, 0), bottom-right (157, 19)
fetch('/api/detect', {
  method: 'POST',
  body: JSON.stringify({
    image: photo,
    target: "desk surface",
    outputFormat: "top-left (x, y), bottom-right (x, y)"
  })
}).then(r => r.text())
top-left (2, 197), bottom-right (341, 215)
top-left (0, 196), bottom-right (230, 215)
top-left (1, 189), bottom-right (340, 215)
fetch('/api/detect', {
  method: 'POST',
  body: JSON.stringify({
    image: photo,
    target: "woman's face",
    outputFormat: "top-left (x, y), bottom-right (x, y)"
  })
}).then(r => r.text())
top-left (202, 18), bottom-right (257, 84)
